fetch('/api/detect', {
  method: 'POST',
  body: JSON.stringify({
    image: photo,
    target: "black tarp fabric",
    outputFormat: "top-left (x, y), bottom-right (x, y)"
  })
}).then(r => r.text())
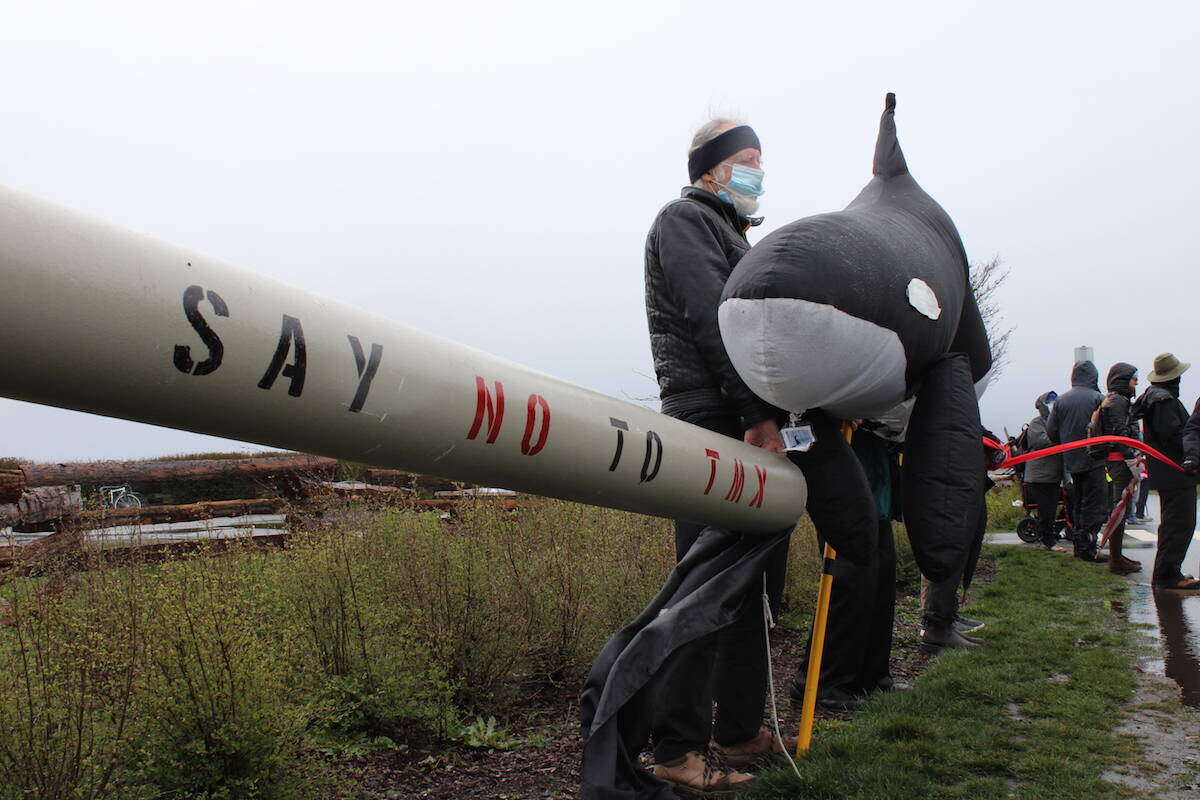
top-left (578, 527), bottom-right (790, 799)
top-left (786, 410), bottom-right (877, 567)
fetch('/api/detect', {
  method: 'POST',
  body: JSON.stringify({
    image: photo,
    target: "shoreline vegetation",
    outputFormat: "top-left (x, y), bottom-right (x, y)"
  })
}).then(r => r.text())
top-left (748, 546), bottom-right (1148, 799)
top-left (0, 459), bottom-right (1190, 798)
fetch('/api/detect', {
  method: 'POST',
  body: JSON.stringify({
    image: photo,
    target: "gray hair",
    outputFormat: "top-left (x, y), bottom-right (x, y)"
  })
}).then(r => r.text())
top-left (689, 118), bottom-right (743, 188)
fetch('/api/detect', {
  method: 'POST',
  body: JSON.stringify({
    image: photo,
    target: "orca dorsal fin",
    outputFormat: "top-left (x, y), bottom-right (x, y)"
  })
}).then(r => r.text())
top-left (873, 92), bottom-right (909, 179)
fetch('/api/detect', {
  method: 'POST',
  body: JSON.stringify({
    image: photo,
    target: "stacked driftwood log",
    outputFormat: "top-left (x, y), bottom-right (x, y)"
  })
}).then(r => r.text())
top-left (1, 455), bottom-right (509, 570)
top-left (0, 455), bottom-right (339, 528)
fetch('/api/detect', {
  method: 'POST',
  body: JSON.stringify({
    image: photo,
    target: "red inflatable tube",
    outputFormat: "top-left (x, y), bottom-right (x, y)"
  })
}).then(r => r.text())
top-left (984, 434), bottom-right (1184, 473)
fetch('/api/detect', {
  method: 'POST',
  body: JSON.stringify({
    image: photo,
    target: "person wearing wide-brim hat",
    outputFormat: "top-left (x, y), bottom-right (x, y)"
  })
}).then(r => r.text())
top-left (1135, 352), bottom-right (1200, 590)
top-left (1148, 352), bottom-right (1191, 383)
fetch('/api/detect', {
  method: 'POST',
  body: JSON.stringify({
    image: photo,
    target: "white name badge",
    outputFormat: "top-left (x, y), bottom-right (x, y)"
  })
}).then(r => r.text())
top-left (781, 424), bottom-right (816, 453)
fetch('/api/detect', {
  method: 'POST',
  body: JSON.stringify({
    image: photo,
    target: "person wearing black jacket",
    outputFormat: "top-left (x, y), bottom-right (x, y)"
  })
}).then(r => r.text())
top-left (1024, 391), bottom-right (1063, 550)
top-left (1046, 361), bottom-right (1107, 562)
top-left (1096, 362), bottom-right (1143, 574)
top-left (642, 119), bottom-right (787, 793)
top-left (1136, 352), bottom-right (1200, 590)
top-left (1182, 398), bottom-right (1200, 474)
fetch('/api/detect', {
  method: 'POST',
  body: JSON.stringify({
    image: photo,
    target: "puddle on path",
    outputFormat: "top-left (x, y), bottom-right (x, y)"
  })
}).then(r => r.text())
top-left (1108, 495), bottom-right (1200, 707)
top-left (1125, 562), bottom-right (1200, 708)
top-left (994, 493), bottom-right (1200, 707)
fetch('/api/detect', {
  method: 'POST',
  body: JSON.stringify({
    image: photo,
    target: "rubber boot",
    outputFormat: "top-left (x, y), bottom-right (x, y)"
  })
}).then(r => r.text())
top-left (919, 626), bottom-right (982, 654)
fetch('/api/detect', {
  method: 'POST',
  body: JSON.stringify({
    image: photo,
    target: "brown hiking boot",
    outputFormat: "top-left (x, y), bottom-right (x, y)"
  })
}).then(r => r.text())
top-left (649, 750), bottom-right (754, 797)
top-left (715, 726), bottom-right (797, 765)
top-left (1109, 554), bottom-right (1142, 575)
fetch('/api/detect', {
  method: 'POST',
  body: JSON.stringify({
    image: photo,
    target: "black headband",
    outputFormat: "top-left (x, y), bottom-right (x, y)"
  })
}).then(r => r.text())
top-left (687, 125), bottom-right (761, 183)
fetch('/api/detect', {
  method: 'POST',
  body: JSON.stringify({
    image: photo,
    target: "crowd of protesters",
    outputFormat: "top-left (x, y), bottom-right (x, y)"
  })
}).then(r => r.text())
top-left (1017, 353), bottom-right (1200, 590)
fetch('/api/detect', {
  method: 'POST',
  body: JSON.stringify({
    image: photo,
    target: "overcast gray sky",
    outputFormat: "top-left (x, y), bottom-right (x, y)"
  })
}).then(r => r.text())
top-left (1, 0), bottom-right (1197, 462)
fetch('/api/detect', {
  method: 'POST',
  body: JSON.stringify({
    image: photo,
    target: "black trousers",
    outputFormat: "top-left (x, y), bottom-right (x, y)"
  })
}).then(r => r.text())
top-left (1153, 486), bottom-right (1198, 587)
top-left (1026, 481), bottom-right (1060, 547)
top-left (797, 518), bottom-right (896, 694)
top-left (923, 564), bottom-right (964, 630)
top-left (651, 414), bottom-right (789, 762)
top-left (790, 416), bottom-right (890, 695)
top-left (1070, 467), bottom-right (1108, 556)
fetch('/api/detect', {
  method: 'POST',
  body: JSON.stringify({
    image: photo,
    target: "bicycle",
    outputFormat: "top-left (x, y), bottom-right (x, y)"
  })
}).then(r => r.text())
top-left (100, 485), bottom-right (144, 509)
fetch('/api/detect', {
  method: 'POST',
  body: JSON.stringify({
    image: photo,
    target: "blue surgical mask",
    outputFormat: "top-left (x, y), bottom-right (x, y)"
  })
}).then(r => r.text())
top-left (723, 164), bottom-right (765, 197)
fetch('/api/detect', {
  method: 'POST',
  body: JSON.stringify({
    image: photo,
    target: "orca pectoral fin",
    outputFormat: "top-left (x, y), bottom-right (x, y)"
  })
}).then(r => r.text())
top-left (901, 353), bottom-right (985, 583)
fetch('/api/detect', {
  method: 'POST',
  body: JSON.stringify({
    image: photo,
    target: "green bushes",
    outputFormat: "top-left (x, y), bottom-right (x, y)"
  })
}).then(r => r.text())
top-left (132, 557), bottom-right (303, 799)
top-left (362, 500), bottom-right (678, 709)
top-left (0, 569), bottom-right (145, 800)
top-left (0, 498), bottom-right (825, 798)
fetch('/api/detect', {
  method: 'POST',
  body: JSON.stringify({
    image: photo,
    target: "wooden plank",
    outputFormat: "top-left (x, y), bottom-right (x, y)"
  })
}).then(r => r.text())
top-left (361, 469), bottom-right (469, 492)
top-left (36, 497), bottom-right (289, 528)
top-left (19, 455), bottom-right (340, 487)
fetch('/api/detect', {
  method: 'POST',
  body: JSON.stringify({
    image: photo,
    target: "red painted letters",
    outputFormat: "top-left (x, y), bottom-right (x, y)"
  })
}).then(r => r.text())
top-left (748, 465), bottom-right (767, 508)
top-left (521, 394), bottom-right (551, 456)
top-left (467, 377), bottom-right (505, 443)
top-left (703, 449), bottom-right (720, 495)
top-left (724, 458), bottom-right (746, 503)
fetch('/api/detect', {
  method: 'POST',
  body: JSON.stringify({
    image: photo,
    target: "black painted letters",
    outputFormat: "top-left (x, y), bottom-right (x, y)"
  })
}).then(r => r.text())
top-left (258, 314), bottom-right (307, 397)
top-left (173, 285), bottom-right (228, 375)
top-left (347, 335), bottom-right (383, 412)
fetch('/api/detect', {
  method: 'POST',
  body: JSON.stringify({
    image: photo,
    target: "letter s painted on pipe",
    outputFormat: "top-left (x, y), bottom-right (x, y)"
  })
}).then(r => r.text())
top-left (173, 285), bottom-right (229, 376)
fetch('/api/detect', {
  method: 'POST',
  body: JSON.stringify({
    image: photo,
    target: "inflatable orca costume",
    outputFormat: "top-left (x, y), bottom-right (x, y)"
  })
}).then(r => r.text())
top-left (580, 94), bottom-right (990, 799)
top-left (722, 92), bottom-right (992, 582)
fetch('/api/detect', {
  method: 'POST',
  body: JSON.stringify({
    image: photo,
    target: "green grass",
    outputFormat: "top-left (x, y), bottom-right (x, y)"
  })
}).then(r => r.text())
top-left (985, 483), bottom-right (1025, 532)
top-left (744, 545), bottom-right (1138, 800)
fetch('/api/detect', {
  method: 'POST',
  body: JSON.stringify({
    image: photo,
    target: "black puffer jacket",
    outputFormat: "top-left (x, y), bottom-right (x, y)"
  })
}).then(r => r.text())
top-left (1183, 397), bottom-right (1200, 465)
top-left (1046, 361), bottom-right (1104, 474)
top-left (1024, 391), bottom-right (1062, 484)
top-left (645, 187), bottom-right (773, 427)
top-left (1136, 379), bottom-right (1198, 490)
top-left (1097, 362), bottom-right (1137, 458)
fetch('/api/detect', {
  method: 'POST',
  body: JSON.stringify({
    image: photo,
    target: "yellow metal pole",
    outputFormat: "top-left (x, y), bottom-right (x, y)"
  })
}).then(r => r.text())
top-left (796, 541), bottom-right (836, 754)
top-left (796, 422), bottom-right (852, 756)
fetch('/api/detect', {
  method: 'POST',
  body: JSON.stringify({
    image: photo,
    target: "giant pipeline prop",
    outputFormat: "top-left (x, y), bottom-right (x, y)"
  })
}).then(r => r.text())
top-left (0, 183), bottom-right (806, 529)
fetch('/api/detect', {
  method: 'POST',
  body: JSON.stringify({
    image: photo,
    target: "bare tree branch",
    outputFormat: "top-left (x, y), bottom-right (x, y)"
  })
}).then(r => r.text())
top-left (969, 255), bottom-right (1013, 380)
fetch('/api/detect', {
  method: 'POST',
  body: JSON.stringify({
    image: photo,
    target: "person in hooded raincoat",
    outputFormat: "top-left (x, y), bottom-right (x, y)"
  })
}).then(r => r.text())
top-left (1095, 362), bottom-right (1143, 574)
top-left (1046, 361), bottom-right (1107, 563)
top-left (1024, 390), bottom-right (1063, 550)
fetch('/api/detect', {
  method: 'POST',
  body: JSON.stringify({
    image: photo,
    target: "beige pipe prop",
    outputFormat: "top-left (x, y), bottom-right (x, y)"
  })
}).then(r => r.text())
top-left (0, 183), bottom-right (806, 531)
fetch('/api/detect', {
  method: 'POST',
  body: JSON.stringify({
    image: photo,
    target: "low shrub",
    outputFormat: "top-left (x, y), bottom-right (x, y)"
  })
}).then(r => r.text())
top-left (131, 552), bottom-right (306, 800)
top-left (267, 526), bottom-right (455, 742)
top-left (985, 484), bottom-right (1025, 532)
top-left (365, 500), bottom-right (677, 710)
top-left (0, 568), bottom-right (146, 800)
